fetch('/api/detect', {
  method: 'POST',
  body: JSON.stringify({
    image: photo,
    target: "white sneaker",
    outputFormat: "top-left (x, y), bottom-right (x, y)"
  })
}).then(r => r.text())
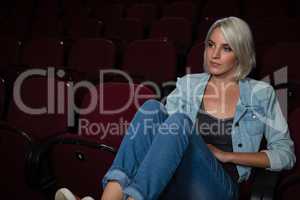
top-left (55, 188), bottom-right (95, 200)
top-left (55, 188), bottom-right (78, 200)
top-left (82, 197), bottom-right (95, 200)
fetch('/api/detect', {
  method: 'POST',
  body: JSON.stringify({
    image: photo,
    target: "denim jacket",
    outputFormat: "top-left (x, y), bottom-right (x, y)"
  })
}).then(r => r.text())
top-left (165, 73), bottom-right (296, 183)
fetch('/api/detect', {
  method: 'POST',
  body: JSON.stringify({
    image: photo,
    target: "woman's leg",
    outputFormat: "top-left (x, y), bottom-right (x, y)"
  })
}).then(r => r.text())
top-left (122, 113), bottom-right (194, 200)
top-left (102, 100), bottom-right (169, 195)
top-left (160, 130), bottom-right (239, 200)
top-left (102, 100), bottom-right (195, 200)
top-left (102, 99), bottom-right (237, 200)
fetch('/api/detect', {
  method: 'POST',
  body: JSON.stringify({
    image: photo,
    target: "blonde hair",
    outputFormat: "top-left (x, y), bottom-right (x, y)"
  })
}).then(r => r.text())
top-left (203, 17), bottom-right (256, 80)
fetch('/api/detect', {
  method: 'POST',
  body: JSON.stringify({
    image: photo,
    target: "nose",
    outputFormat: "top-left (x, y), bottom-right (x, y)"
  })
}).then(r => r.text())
top-left (212, 47), bottom-right (221, 59)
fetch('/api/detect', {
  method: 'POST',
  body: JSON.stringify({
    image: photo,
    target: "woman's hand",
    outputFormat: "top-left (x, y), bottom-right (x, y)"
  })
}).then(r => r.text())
top-left (207, 144), bottom-right (231, 163)
top-left (207, 144), bottom-right (271, 168)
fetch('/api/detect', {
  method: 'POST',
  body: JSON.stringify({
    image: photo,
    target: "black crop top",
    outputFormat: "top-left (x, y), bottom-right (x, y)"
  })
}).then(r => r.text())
top-left (196, 104), bottom-right (239, 183)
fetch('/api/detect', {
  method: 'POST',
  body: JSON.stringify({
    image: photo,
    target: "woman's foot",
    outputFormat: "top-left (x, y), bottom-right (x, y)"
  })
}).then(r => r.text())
top-left (55, 188), bottom-right (95, 200)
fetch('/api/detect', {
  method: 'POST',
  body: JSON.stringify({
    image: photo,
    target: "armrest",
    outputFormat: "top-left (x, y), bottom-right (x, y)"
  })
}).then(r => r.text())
top-left (276, 172), bottom-right (300, 199)
top-left (250, 168), bottom-right (280, 200)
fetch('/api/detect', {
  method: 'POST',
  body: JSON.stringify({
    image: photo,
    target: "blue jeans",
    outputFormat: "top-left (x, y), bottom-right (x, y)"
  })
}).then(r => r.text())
top-left (102, 100), bottom-right (239, 200)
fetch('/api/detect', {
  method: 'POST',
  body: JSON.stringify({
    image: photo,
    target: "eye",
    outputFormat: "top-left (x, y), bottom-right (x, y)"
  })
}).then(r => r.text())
top-left (207, 41), bottom-right (214, 48)
top-left (223, 46), bottom-right (232, 52)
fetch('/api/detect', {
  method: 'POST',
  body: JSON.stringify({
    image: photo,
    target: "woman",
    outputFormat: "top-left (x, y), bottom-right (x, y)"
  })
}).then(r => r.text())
top-left (56, 17), bottom-right (296, 200)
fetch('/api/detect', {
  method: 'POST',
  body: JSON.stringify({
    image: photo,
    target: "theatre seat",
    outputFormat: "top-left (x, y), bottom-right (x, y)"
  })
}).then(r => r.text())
top-left (186, 41), bottom-right (205, 73)
top-left (29, 82), bottom-right (156, 199)
top-left (126, 3), bottom-right (157, 30)
top-left (0, 122), bottom-right (45, 200)
top-left (6, 76), bottom-right (71, 141)
top-left (163, 1), bottom-right (196, 23)
top-left (67, 38), bottom-right (116, 81)
top-left (20, 38), bottom-right (64, 69)
top-left (0, 37), bottom-right (21, 67)
top-left (276, 107), bottom-right (300, 200)
top-left (122, 39), bottom-right (177, 84)
top-left (150, 17), bottom-right (192, 54)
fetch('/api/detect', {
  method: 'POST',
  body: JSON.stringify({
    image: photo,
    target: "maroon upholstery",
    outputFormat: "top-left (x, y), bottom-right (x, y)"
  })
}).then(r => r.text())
top-left (259, 43), bottom-right (300, 81)
top-left (79, 82), bottom-right (156, 147)
top-left (0, 78), bottom-right (5, 118)
top-left (12, 0), bottom-right (34, 39)
top-left (248, 18), bottom-right (300, 46)
top-left (33, 0), bottom-right (62, 38)
top-left (0, 37), bottom-right (21, 67)
top-left (63, 0), bottom-right (87, 18)
top-left (0, 15), bottom-right (31, 40)
top-left (186, 42), bottom-right (205, 73)
top-left (93, 4), bottom-right (124, 25)
top-left (21, 38), bottom-right (64, 68)
top-left (105, 18), bottom-right (144, 44)
top-left (66, 17), bottom-right (103, 40)
top-left (48, 83), bottom-right (155, 198)
top-left (68, 38), bottom-right (116, 79)
top-left (31, 17), bottom-right (63, 38)
top-left (163, 1), bottom-right (196, 22)
top-left (277, 108), bottom-right (300, 200)
top-left (150, 17), bottom-right (192, 52)
top-left (0, 125), bottom-right (44, 199)
top-left (49, 134), bottom-right (116, 199)
top-left (15, 0), bottom-right (34, 16)
top-left (35, 0), bottom-right (60, 18)
top-left (6, 76), bottom-right (70, 141)
top-left (197, 17), bottom-right (216, 42)
top-left (122, 39), bottom-right (177, 84)
top-left (140, 0), bottom-right (166, 8)
top-left (243, 0), bottom-right (286, 18)
top-left (288, 108), bottom-right (300, 172)
top-left (126, 3), bottom-right (158, 28)
top-left (201, 0), bottom-right (240, 18)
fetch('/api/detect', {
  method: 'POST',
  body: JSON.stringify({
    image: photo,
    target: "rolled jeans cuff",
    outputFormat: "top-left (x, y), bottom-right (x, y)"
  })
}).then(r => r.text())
top-left (102, 168), bottom-right (131, 189)
top-left (123, 183), bottom-right (145, 200)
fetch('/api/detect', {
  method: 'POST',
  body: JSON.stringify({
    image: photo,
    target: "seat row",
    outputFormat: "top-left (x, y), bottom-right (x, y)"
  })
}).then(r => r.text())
top-left (1, 76), bottom-right (300, 200)
top-left (1, 36), bottom-right (300, 81)
top-left (2, 0), bottom-right (299, 42)
top-left (0, 38), bottom-right (177, 84)
top-left (0, 80), bottom-right (155, 199)
top-left (5, 0), bottom-right (293, 22)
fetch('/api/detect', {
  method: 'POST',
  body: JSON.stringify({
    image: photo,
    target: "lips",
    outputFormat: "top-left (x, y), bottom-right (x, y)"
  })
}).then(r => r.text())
top-left (209, 60), bottom-right (221, 67)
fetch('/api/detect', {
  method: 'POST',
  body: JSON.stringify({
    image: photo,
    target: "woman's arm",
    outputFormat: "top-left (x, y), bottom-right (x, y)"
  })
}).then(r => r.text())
top-left (207, 144), bottom-right (270, 168)
top-left (208, 85), bottom-right (296, 170)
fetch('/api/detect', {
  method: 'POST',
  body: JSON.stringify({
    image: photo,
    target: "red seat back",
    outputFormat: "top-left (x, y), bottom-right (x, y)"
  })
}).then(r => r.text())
top-left (123, 39), bottom-right (177, 84)
top-left (150, 17), bottom-right (192, 52)
top-left (0, 37), bottom-right (21, 67)
top-left (186, 42), bottom-right (205, 73)
top-left (7, 76), bottom-right (70, 141)
top-left (21, 38), bottom-right (64, 68)
top-left (163, 2), bottom-right (196, 22)
top-left (68, 38), bottom-right (116, 79)
top-left (79, 82), bottom-right (156, 147)
top-left (126, 3), bottom-right (158, 28)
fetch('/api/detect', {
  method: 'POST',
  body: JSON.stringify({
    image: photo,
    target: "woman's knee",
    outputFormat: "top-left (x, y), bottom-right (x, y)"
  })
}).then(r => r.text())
top-left (140, 99), bottom-right (167, 113)
top-left (165, 113), bottom-right (193, 137)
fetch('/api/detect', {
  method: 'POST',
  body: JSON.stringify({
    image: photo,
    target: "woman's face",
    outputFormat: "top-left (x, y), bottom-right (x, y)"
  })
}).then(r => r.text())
top-left (205, 27), bottom-right (237, 79)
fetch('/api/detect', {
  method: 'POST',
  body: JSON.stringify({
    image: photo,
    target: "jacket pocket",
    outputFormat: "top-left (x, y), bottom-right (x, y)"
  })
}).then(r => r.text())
top-left (242, 106), bottom-right (266, 136)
